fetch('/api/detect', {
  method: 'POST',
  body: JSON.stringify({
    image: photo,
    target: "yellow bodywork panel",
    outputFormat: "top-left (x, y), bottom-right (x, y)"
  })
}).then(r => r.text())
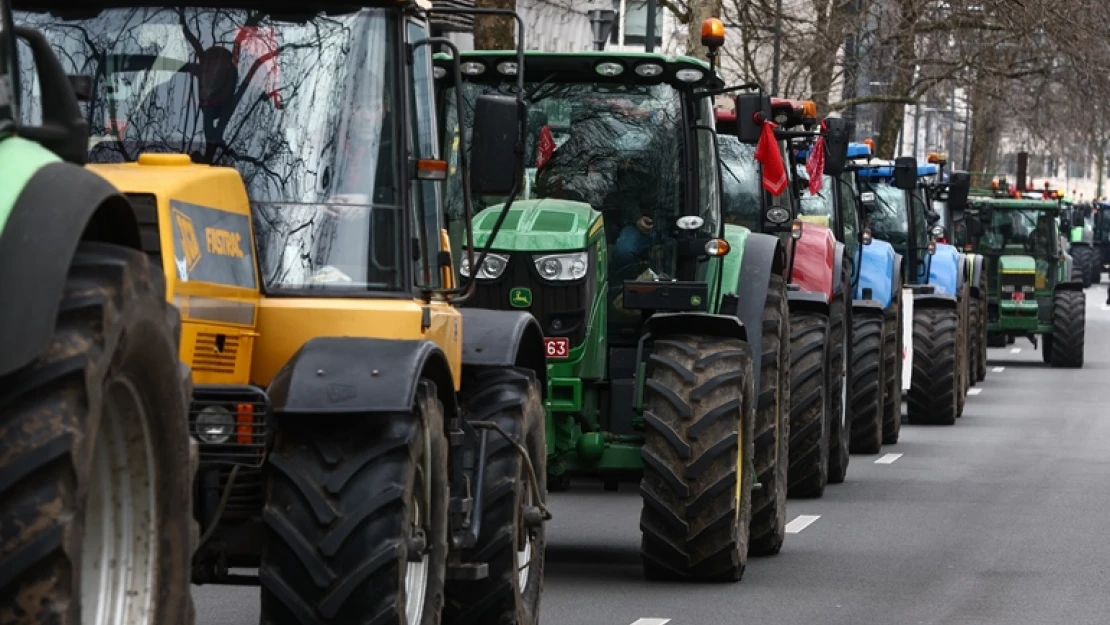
top-left (88, 155), bottom-right (261, 386)
top-left (252, 297), bottom-right (463, 390)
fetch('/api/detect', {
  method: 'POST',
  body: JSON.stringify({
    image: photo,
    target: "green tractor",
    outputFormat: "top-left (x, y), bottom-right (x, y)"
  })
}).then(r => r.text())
top-left (1060, 200), bottom-right (1099, 286)
top-left (965, 196), bottom-right (1086, 367)
top-left (435, 35), bottom-right (794, 580)
top-left (0, 9), bottom-right (196, 625)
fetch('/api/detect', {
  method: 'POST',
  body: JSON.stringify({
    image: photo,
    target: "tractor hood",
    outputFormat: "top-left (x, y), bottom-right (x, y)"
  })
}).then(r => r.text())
top-left (472, 199), bottom-right (601, 251)
top-left (998, 255), bottom-right (1036, 273)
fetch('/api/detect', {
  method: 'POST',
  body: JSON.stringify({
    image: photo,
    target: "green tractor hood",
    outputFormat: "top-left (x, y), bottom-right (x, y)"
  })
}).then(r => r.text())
top-left (998, 255), bottom-right (1036, 273)
top-left (472, 199), bottom-right (601, 251)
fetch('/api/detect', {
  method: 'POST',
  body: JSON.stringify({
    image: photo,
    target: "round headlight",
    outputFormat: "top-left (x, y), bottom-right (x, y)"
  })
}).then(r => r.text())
top-left (596, 62), bottom-right (624, 77)
top-left (766, 207), bottom-right (791, 224)
top-left (496, 61), bottom-right (518, 76)
top-left (675, 68), bottom-right (704, 83)
top-left (483, 255), bottom-right (507, 277)
top-left (460, 61), bottom-right (486, 76)
top-left (195, 406), bottom-right (234, 444)
top-left (539, 258), bottom-right (562, 279)
top-left (570, 257), bottom-right (588, 280)
top-left (677, 215), bottom-right (706, 230)
top-left (931, 225), bottom-right (946, 238)
top-left (635, 63), bottom-right (664, 77)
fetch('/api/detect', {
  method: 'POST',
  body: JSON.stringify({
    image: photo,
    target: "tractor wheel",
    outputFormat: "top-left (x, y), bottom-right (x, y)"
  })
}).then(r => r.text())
top-left (1049, 290), bottom-right (1085, 368)
top-left (640, 335), bottom-right (756, 582)
top-left (968, 297), bottom-right (981, 387)
top-left (974, 284), bottom-right (988, 383)
top-left (786, 311), bottom-right (830, 499)
top-left (1072, 246), bottom-right (1095, 288)
top-left (0, 242), bottom-right (196, 625)
top-left (260, 380), bottom-right (450, 625)
top-left (881, 297), bottom-right (903, 445)
top-left (907, 307), bottom-right (960, 425)
top-left (848, 311), bottom-right (885, 454)
top-left (749, 276), bottom-right (790, 557)
top-left (445, 367), bottom-right (547, 625)
top-left (1041, 335), bottom-right (1053, 364)
top-left (827, 262), bottom-right (852, 484)
top-left (955, 284), bottom-right (970, 418)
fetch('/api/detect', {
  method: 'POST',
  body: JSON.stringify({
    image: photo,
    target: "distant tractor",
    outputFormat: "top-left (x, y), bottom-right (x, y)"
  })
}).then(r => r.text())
top-left (965, 196), bottom-right (1086, 367)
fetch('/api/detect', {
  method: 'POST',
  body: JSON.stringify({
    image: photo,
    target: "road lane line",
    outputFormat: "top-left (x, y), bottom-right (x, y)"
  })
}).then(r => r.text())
top-left (630, 619), bottom-right (670, 625)
top-left (1010, 347), bottom-right (1021, 353)
top-left (785, 515), bottom-right (821, 533)
top-left (968, 388), bottom-right (982, 395)
top-left (992, 366), bottom-right (1005, 372)
top-left (875, 453), bottom-right (903, 464)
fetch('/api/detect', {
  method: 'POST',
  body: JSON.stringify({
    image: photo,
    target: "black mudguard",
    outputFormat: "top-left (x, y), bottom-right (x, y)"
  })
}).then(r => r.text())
top-left (832, 242), bottom-right (846, 297)
top-left (267, 337), bottom-right (457, 421)
top-left (645, 312), bottom-right (747, 343)
top-left (0, 161), bottom-right (141, 376)
top-left (1055, 281), bottom-right (1085, 292)
top-left (888, 254), bottom-right (904, 316)
top-left (957, 254), bottom-right (968, 294)
top-left (969, 255), bottom-right (985, 297)
top-left (729, 232), bottom-right (786, 394)
top-left (913, 293), bottom-right (959, 309)
top-left (459, 307), bottom-right (547, 396)
top-left (852, 299), bottom-right (885, 314)
top-left (788, 289), bottom-right (830, 316)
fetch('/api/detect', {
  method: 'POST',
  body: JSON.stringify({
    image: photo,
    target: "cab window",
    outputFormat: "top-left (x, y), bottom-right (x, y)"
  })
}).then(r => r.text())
top-left (406, 20), bottom-right (442, 288)
top-left (837, 172), bottom-right (859, 257)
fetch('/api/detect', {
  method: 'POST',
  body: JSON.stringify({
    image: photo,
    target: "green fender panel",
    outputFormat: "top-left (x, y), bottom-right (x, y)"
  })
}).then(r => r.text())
top-left (0, 136), bottom-right (61, 234)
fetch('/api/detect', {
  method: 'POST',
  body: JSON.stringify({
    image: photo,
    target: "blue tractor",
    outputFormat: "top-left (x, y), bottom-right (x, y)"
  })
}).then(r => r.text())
top-left (795, 142), bottom-right (904, 451)
top-left (857, 157), bottom-right (970, 426)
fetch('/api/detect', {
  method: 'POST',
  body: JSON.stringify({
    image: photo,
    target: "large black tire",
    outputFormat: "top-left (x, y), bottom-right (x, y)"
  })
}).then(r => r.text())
top-left (827, 261), bottom-right (852, 484)
top-left (640, 335), bottom-right (756, 582)
top-left (0, 242), bottom-right (196, 625)
top-left (1049, 290), bottom-right (1085, 368)
top-left (749, 276), bottom-right (790, 557)
top-left (786, 311), bottom-right (830, 498)
top-left (973, 272), bottom-right (988, 383)
top-left (881, 295), bottom-right (903, 445)
top-left (907, 307), bottom-right (959, 425)
top-left (848, 311), bottom-right (885, 454)
top-left (260, 380), bottom-right (449, 625)
top-left (955, 283), bottom-right (970, 418)
top-left (1072, 246), bottom-right (1095, 288)
top-left (968, 295), bottom-right (981, 387)
top-left (444, 367), bottom-right (547, 625)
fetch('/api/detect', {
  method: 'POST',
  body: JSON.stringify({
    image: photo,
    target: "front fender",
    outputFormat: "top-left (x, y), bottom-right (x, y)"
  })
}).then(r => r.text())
top-left (267, 337), bottom-right (456, 419)
top-left (0, 161), bottom-right (141, 376)
top-left (792, 222), bottom-right (835, 301)
top-left (1055, 281), bottom-right (1085, 292)
top-left (460, 308), bottom-right (547, 396)
top-left (788, 289), bottom-right (830, 316)
top-left (957, 253), bottom-right (968, 292)
top-left (968, 254), bottom-right (985, 296)
top-left (855, 237), bottom-right (896, 308)
top-left (646, 312), bottom-right (746, 342)
top-left (925, 243), bottom-right (961, 297)
top-left (729, 232), bottom-right (785, 395)
top-left (913, 293), bottom-right (959, 309)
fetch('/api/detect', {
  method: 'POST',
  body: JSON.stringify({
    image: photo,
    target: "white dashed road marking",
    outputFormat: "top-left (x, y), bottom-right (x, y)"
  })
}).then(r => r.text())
top-left (1010, 348), bottom-right (1021, 353)
top-left (875, 453), bottom-right (903, 464)
top-left (785, 515), bottom-right (821, 534)
top-left (993, 366), bottom-right (1005, 372)
top-left (630, 619), bottom-right (670, 625)
top-left (968, 388), bottom-right (982, 395)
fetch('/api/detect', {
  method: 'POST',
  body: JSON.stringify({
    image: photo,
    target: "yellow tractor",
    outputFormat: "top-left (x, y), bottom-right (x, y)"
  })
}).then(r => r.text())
top-left (13, 1), bottom-right (550, 624)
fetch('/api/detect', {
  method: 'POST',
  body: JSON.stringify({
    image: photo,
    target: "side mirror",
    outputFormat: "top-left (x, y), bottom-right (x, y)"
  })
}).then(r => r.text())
top-left (822, 117), bottom-right (850, 176)
top-left (948, 171), bottom-right (970, 212)
top-left (735, 93), bottom-right (771, 145)
top-left (925, 209), bottom-right (941, 225)
top-left (893, 156), bottom-right (917, 190)
top-left (469, 94), bottom-right (524, 197)
top-left (14, 27), bottom-right (89, 164)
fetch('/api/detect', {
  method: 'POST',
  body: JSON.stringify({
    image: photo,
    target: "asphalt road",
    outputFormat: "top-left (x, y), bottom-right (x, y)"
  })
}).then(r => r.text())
top-left (193, 285), bottom-right (1110, 625)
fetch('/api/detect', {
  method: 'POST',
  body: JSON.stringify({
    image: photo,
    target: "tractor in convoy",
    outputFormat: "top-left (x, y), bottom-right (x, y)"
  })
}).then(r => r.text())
top-left (15, 1), bottom-right (553, 624)
top-left (1060, 199), bottom-right (1100, 286)
top-left (436, 20), bottom-right (794, 581)
top-left (920, 156), bottom-right (988, 386)
top-left (857, 158), bottom-right (971, 426)
top-left (715, 97), bottom-right (856, 499)
top-left (1093, 200), bottom-right (1110, 277)
top-left (794, 140), bottom-right (905, 449)
top-left (1, 4), bottom-right (197, 625)
top-left (963, 195), bottom-right (1086, 367)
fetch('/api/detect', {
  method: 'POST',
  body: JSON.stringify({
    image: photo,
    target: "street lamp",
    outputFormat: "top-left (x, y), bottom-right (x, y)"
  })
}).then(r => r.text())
top-left (589, 9), bottom-right (617, 51)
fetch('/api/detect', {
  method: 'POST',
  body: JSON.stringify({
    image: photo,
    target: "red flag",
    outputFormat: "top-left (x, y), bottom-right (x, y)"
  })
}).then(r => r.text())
top-left (536, 125), bottom-right (555, 170)
top-left (754, 118), bottom-right (788, 196)
top-left (807, 127), bottom-right (827, 196)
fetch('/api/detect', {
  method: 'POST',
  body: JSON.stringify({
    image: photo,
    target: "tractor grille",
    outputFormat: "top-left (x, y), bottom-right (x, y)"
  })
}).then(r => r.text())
top-left (999, 273), bottom-right (1036, 302)
top-left (190, 385), bottom-right (270, 468)
top-left (192, 332), bottom-right (242, 375)
top-left (464, 248), bottom-right (597, 347)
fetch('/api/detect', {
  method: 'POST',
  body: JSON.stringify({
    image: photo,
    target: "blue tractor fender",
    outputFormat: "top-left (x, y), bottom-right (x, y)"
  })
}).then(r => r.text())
top-left (854, 237), bottom-right (897, 309)
top-left (922, 243), bottom-right (962, 296)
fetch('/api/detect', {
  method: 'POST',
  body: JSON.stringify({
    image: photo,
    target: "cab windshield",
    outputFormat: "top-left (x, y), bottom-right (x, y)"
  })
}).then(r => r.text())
top-left (796, 165), bottom-right (835, 230)
top-left (719, 136), bottom-right (761, 231)
top-left (861, 182), bottom-right (923, 255)
top-left (15, 7), bottom-right (405, 292)
top-left (978, 208), bottom-right (1057, 256)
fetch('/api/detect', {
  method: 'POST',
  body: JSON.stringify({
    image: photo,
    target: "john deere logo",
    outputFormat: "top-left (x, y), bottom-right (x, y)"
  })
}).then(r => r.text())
top-left (510, 287), bottom-right (532, 308)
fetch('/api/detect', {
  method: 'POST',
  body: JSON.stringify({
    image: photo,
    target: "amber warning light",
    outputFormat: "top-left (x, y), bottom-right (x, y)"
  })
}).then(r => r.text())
top-left (700, 18), bottom-right (725, 48)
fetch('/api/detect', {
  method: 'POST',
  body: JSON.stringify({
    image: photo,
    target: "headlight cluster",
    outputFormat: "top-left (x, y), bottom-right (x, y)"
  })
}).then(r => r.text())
top-left (460, 253), bottom-right (509, 279)
top-left (534, 252), bottom-right (588, 281)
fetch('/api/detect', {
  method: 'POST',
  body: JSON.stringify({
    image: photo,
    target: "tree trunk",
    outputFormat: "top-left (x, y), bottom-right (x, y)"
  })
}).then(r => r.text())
top-left (684, 0), bottom-right (721, 62)
top-left (872, 0), bottom-right (919, 158)
top-left (807, 0), bottom-right (854, 111)
top-left (966, 76), bottom-right (1003, 187)
top-left (474, 0), bottom-right (516, 50)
